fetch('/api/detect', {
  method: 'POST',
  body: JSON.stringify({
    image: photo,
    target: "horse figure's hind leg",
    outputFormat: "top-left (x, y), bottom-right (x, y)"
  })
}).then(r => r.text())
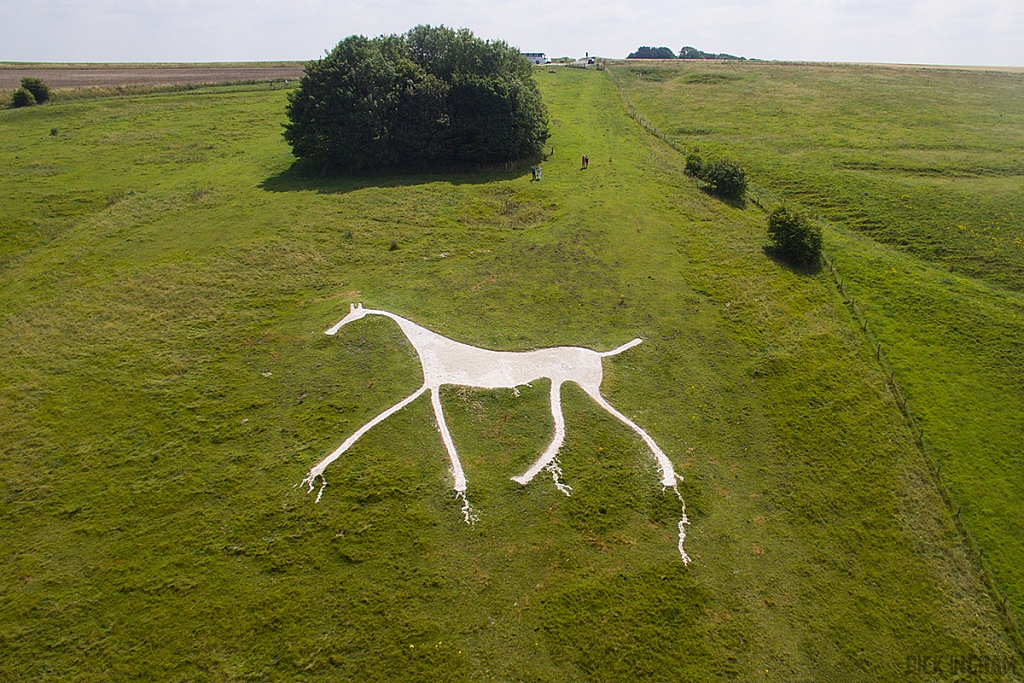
top-left (430, 387), bottom-right (467, 493)
top-left (302, 384), bottom-right (428, 500)
top-left (581, 384), bottom-right (677, 487)
top-left (512, 380), bottom-right (567, 488)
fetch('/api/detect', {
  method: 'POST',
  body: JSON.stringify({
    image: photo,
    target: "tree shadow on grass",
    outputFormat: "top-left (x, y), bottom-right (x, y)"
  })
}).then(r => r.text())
top-left (698, 186), bottom-right (747, 210)
top-left (259, 158), bottom-right (537, 195)
top-left (762, 246), bottom-right (823, 275)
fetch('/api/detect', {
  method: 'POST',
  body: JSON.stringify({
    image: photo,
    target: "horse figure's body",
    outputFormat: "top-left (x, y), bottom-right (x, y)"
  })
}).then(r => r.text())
top-left (301, 304), bottom-right (677, 503)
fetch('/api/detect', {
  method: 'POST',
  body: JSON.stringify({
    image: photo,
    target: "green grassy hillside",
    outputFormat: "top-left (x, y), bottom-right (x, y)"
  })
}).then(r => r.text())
top-left (610, 59), bottom-right (1024, 638)
top-left (1, 70), bottom-right (1020, 680)
top-left (611, 62), bottom-right (1024, 291)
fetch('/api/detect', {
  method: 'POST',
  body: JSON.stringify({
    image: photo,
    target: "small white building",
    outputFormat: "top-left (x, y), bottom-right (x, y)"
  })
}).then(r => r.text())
top-left (521, 52), bottom-right (550, 65)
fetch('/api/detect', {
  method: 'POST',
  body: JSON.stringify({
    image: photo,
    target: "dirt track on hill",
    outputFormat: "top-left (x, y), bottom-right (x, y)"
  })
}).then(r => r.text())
top-left (0, 63), bottom-right (305, 90)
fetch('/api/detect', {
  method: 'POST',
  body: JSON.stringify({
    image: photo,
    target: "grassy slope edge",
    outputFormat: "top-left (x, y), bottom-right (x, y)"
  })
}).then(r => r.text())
top-left (610, 58), bottom-right (1024, 639)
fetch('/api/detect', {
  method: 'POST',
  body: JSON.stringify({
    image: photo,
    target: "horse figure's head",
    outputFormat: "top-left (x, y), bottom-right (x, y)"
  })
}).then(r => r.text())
top-left (326, 303), bottom-right (370, 335)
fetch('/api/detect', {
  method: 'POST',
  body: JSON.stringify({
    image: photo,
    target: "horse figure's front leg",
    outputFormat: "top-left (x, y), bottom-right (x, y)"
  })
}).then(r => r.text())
top-left (428, 386), bottom-right (478, 524)
top-left (429, 386), bottom-right (467, 493)
top-left (511, 380), bottom-right (569, 492)
top-left (301, 384), bottom-right (428, 502)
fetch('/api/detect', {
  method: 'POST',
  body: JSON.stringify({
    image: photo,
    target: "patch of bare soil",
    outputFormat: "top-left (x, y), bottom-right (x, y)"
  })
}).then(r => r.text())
top-left (0, 63), bottom-right (305, 90)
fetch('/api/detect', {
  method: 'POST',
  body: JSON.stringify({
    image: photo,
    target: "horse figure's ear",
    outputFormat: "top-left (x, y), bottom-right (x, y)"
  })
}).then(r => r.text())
top-left (350, 303), bottom-right (357, 312)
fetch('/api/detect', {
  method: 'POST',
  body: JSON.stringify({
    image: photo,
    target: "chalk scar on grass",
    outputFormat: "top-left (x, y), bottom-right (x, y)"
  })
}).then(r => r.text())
top-left (300, 303), bottom-right (691, 561)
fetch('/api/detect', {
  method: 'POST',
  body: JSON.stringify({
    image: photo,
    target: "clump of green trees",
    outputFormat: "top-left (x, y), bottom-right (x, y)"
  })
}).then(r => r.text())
top-left (284, 25), bottom-right (549, 172)
top-left (766, 205), bottom-right (822, 268)
top-left (684, 152), bottom-right (747, 200)
top-left (10, 77), bottom-right (51, 108)
top-left (626, 46), bottom-right (677, 60)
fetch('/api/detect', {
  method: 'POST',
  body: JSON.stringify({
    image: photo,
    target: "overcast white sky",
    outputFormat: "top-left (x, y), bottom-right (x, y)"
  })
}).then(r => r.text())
top-left (2, 0), bottom-right (1022, 66)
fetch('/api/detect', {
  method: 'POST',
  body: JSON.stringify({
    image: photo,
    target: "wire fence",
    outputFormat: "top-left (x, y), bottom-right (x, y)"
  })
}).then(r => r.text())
top-left (605, 59), bottom-right (1024, 656)
top-left (822, 251), bottom-right (1023, 654)
top-left (605, 65), bottom-right (678, 150)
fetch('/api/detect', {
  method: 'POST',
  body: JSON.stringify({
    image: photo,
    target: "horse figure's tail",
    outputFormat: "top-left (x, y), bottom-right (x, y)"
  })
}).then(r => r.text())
top-left (600, 338), bottom-right (643, 357)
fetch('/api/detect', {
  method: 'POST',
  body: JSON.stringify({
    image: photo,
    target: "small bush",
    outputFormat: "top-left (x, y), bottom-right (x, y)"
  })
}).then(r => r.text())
top-left (684, 152), bottom-right (704, 177)
top-left (11, 88), bottom-right (36, 108)
top-left (684, 153), bottom-right (746, 200)
top-left (703, 158), bottom-right (747, 200)
top-left (767, 205), bottom-right (822, 268)
top-left (20, 77), bottom-right (51, 104)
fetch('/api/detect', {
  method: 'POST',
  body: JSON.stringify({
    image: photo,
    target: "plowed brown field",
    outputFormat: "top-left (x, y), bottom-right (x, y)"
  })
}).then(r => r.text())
top-left (0, 63), bottom-right (305, 90)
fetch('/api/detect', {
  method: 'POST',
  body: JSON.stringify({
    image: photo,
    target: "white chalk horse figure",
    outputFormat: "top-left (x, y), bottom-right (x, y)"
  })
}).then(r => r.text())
top-left (301, 303), bottom-right (679, 509)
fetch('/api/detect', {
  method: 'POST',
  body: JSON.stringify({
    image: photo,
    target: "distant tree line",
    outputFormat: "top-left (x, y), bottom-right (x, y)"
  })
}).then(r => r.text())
top-left (679, 46), bottom-right (746, 60)
top-left (284, 25), bottom-right (549, 172)
top-left (626, 46), bottom-right (747, 60)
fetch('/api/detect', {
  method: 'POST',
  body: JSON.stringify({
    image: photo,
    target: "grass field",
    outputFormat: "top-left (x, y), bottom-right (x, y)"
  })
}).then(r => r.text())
top-left (1, 71), bottom-right (1022, 680)
top-left (610, 59), bottom-right (1024, 641)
